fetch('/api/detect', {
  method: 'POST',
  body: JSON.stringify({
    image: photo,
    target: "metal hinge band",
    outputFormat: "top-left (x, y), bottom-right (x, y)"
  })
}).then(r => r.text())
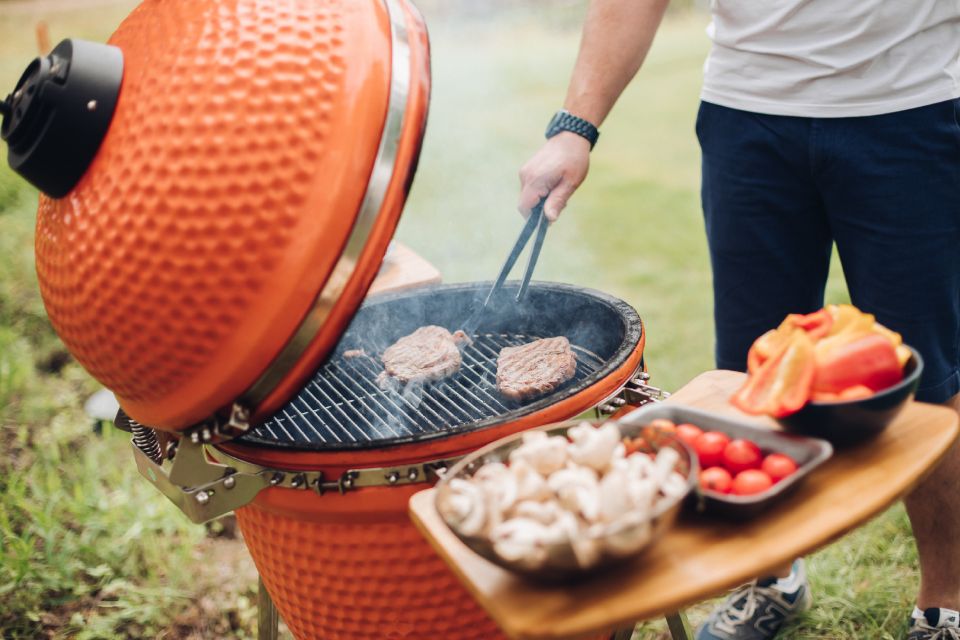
top-left (131, 429), bottom-right (460, 523)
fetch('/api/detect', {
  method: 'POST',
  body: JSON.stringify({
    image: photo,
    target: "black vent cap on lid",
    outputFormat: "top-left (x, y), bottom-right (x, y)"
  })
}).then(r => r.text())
top-left (1, 39), bottom-right (123, 199)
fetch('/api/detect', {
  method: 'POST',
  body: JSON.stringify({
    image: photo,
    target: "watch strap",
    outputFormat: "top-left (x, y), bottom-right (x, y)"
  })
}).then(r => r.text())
top-left (545, 110), bottom-right (599, 150)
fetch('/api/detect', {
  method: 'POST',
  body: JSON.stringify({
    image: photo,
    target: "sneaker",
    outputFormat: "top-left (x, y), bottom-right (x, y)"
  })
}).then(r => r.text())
top-left (908, 607), bottom-right (960, 640)
top-left (696, 560), bottom-right (813, 640)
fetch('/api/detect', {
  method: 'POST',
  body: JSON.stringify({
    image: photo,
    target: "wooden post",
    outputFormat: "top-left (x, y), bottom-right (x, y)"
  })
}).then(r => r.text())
top-left (258, 577), bottom-right (279, 640)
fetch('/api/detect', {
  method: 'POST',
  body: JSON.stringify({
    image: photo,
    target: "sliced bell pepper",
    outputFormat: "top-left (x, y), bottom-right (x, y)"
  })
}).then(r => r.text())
top-left (786, 309), bottom-right (834, 340)
top-left (872, 321), bottom-right (903, 347)
top-left (732, 329), bottom-right (815, 418)
top-left (825, 304), bottom-right (874, 337)
top-left (895, 344), bottom-right (912, 368)
top-left (747, 329), bottom-right (783, 373)
top-left (811, 385), bottom-right (874, 403)
top-left (870, 322), bottom-right (912, 368)
top-left (813, 333), bottom-right (902, 394)
top-left (747, 309), bottom-right (834, 373)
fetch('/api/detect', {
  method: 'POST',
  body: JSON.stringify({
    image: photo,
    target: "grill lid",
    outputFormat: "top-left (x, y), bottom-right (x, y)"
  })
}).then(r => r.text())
top-left (2, 0), bottom-right (431, 436)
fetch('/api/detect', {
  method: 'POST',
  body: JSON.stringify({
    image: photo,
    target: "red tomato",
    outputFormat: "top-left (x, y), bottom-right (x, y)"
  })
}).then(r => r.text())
top-left (761, 453), bottom-right (798, 481)
top-left (722, 439), bottom-right (763, 475)
top-left (699, 466), bottom-right (733, 494)
top-left (627, 437), bottom-right (648, 454)
top-left (732, 469), bottom-right (774, 495)
top-left (693, 431), bottom-right (730, 468)
top-left (676, 423), bottom-right (704, 447)
top-left (648, 418), bottom-right (677, 433)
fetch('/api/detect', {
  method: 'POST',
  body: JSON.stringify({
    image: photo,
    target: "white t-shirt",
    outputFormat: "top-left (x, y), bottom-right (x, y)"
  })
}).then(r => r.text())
top-left (701, 0), bottom-right (960, 117)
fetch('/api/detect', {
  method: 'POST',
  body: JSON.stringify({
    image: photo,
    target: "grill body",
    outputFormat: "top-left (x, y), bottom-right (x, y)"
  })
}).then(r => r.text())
top-left (237, 488), bottom-right (504, 640)
top-left (215, 282), bottom-right (646, 639)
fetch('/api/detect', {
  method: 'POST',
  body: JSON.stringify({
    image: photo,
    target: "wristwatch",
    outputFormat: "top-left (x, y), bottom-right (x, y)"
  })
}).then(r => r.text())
top-left (545, 109), bottom-right (600, 150)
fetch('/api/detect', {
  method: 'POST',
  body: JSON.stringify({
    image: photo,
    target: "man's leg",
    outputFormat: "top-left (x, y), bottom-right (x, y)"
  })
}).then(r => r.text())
top-left (818, 98), bottom-right (960, 626)
top-left (697, 101), bottom-right (833, 369)
top-left (696, 101), bottom-right (829, 640)
top-left (905, 416), bottom-right (960, 610)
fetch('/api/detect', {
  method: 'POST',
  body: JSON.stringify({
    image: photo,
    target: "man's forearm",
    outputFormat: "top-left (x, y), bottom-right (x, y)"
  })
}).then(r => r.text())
top-left (563, 0), bottom-right (670, 126)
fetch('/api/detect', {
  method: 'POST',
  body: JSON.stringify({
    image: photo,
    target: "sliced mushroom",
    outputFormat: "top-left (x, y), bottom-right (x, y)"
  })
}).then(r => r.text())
top-left (509, 433), bottom-right (569, 476)
top-left (568, 422), bottom-right (622, 472)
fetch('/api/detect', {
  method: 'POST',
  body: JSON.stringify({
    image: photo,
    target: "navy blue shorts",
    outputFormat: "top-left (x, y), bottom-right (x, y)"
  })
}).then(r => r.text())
top-left (696, 99), bottom-right (960, 403)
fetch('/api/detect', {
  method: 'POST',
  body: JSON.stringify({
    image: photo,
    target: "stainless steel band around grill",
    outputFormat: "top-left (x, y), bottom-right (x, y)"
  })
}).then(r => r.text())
top-left (128, 427), bottom-right (463, 524)
top-left (124, 372), bottom-right (667, 524)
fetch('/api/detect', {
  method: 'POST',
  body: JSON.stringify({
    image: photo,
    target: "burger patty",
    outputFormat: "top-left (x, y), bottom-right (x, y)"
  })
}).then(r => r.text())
top-left (380, 326), bottom-right (464, 385)
top-left (496, 336), bottom-right (577, 402)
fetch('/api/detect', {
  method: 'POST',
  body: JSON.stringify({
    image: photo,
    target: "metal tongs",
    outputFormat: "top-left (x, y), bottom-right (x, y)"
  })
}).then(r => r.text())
top-left (461, 198), bottom-right (549, 335)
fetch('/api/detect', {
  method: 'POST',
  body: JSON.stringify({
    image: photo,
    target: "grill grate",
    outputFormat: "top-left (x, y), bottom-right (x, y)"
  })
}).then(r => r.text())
top-left (242, 332), bottom-right (605, 449)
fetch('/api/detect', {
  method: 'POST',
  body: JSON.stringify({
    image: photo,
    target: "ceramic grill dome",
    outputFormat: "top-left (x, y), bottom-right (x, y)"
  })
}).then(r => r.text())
top-left (19, 0), bottom-right (430, 433)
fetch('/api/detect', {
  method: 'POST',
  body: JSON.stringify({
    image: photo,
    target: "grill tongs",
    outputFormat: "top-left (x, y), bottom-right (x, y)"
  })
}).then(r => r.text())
top-left (462, 199), bottom-right (548, 336)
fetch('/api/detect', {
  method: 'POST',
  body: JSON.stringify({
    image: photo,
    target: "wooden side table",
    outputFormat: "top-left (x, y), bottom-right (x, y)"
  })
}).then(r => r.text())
top-left (371, 241), bottom-right (442, 294)
top-left (409, 370), bottom-right (959, 640)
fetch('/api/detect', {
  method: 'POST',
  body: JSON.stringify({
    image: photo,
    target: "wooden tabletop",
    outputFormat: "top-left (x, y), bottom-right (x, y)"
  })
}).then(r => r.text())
top-left (408, 370), bottom-right (959, 640)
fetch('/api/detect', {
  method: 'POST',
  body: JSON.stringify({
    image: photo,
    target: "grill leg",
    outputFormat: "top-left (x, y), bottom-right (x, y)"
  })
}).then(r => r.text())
top-left (258, 576), bottom-right (279, 640)
top-left (665, 611), bottom-right (694, 640)
top-left (609, 626), bottom-right (635, 640)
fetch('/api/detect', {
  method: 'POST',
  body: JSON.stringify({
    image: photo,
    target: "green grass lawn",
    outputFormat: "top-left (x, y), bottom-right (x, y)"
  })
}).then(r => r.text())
top-left (0, 3), bottom-right (921, 639)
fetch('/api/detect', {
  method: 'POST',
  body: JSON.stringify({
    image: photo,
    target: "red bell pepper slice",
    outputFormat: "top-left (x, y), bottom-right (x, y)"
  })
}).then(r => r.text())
top-left (747, 310), bottom-right (834, 373)
top-left (732, 329), bottom-right (815, 418)
top-left (813, 333), bottom-right (902, 394)
top-left (786, 309), bottom-right (834, 340)
top-left (747, 330), bottom-right (780, 374)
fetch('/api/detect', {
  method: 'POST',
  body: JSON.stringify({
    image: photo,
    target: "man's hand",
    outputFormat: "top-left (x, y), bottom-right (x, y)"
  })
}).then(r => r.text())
top-left (518, 132), bottom-right (592, 222)
top-left (516, 0), bottom-right (669, 222)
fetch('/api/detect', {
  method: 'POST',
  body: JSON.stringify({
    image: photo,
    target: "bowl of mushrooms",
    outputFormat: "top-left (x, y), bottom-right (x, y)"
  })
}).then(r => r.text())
top-left (434, 420), bottom-right (697, 580)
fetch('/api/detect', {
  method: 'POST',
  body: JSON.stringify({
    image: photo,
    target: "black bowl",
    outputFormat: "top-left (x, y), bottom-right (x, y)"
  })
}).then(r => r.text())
top-left (777, 346), bottom-right (923, 446)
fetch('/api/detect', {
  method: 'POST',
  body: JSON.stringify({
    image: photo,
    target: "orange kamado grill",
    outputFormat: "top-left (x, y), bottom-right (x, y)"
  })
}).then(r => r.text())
top-left (1, 1), bottom-right (661, 638)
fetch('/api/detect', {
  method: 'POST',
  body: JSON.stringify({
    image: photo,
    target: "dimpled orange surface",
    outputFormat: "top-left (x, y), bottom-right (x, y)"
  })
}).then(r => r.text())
top-left (34, 0), bottom-right (391, 428)
top-left (236, 502), bottom-right (505, 640)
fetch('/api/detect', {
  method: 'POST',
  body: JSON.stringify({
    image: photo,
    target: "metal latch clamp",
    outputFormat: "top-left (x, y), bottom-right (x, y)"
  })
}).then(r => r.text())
top-left (596, 372), bottom-right (671, 416)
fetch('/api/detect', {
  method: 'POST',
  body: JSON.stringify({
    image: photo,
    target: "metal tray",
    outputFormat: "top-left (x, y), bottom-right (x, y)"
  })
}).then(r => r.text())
top-left (619, 404), bottom-right (833, 519)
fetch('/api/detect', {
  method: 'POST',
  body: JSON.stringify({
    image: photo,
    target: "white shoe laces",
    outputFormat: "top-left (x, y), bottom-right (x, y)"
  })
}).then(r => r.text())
top-left (925, 627), bottom-right (960, 640)
top-left (715, 582), bottom-right (765, 630)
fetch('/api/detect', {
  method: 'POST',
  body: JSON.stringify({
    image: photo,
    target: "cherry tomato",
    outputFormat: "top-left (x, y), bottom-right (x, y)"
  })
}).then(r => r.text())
top-left (648, 418), bottom-right (677, 433)
top-left (624, 438), bottom-right (650, 454)
top-left (732, 469), bottom-right (774, 495)
top-left (761, 453), bottom-right (799, 481)
top-left (693, 431), bottom-right (730, 468)
top-left (699, 466), bottom-right (733, 494)
top-left (722, 439), bottom-right (763, 475)
top-left (676, 423), bottom-right (704, 447)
